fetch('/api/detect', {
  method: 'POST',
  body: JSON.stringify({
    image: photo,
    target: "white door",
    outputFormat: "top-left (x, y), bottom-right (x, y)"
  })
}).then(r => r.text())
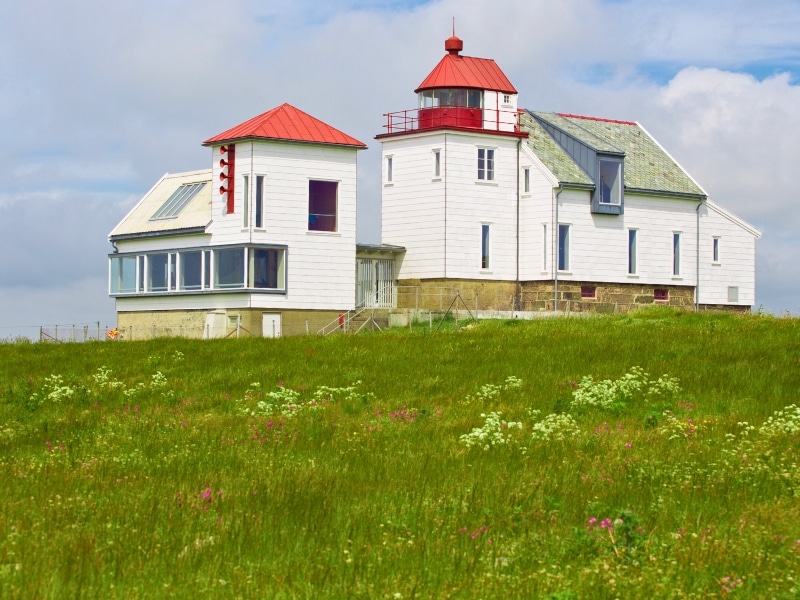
top-left (262, 313), bottom-right (282, 338)
top-left (204, 311), bottom-right (226, 339)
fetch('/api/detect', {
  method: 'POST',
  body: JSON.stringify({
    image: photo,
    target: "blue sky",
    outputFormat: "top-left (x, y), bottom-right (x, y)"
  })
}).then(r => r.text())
top-left (1, 0), bottom-right (799, 338)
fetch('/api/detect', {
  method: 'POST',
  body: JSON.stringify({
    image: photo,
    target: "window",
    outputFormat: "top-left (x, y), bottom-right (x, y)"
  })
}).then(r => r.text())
top-left (242, 175), bottom-right (249, 228)
top-left (147, 254), bottom-right (170, 292)
top-left (308, 180), bottom-right (338, 232)
top-left (249, 248), bottom-right (285, 289)
top-left (433, 150), bottom-right (441, 178)
top-left (654, 288), bottom-right (669, 301)
top-left (581, 286), bottom-right (596, 299)
top-left (558, 224), bottom-right (570, 271)
top-left (481, 224), bottom-right (490, 269)
top-left (728, 286), bottom-right (739, 303)
top-left (478, 148), bottom-right (494, 181)
top-left (713, 237), bottom-right (720, 263)
top-left (109, 246), bottom-right (286, 296)
top-left (215, 248), bottom-right (245, 288)
top-left (598, 160), bottom-right (621, 205)
top-left (386, 156), bottom-right (393, 183)
top-left (673, 233), bottom-right (681, 276)
top-left (628, 229), bottom-right (637, 275)
top-left (523, 167), bottom-right (530, 193)
top-left (255, 175), bottom-right (265, 229)
top-left (503, 94), bottom-right (511, 104)
top-left (110, 256), bottom-right (137, 294)
top-left (150, 182), bottom-right (207, 220)
top-left (418, 88), bottom-right (482, 108)
top-left (179, 251), bottom-right (202, 290)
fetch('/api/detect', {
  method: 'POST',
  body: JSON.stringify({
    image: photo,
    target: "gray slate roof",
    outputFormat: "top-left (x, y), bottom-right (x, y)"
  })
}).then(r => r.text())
top-left (522, 111), bottom-right (706, 198)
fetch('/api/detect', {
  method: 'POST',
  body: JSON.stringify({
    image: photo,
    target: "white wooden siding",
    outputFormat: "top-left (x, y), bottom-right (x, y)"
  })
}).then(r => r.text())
top-left (698, 202), bottom-right (758, 305)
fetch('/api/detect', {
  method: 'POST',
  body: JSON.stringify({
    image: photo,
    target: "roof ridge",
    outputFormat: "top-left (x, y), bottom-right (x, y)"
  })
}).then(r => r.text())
top-left (558, 112), bottom-right (637, 126)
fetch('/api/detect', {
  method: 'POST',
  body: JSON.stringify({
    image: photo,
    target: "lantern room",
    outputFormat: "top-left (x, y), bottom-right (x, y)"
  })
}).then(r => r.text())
top-left (381, 35), bottom-right (521, 136)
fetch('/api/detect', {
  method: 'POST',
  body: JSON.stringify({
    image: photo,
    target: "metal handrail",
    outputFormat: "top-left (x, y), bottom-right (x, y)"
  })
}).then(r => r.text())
top-left (317, 303), bottom-right (368, 336)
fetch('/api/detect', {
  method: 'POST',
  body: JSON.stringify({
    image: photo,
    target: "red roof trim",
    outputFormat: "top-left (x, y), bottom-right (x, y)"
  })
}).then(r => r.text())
top-left (558, 113), bottom-right (637, 126)
top-left (203, 103), bottom-right (367, 148)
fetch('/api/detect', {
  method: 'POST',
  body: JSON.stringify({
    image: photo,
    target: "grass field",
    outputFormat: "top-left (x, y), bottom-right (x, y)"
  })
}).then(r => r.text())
top-left (1, 308), bottom-right (799, 598)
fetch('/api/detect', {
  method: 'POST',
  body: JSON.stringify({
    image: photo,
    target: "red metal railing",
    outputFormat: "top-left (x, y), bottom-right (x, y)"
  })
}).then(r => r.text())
top-left (382, 106), bottom-right (521, 135)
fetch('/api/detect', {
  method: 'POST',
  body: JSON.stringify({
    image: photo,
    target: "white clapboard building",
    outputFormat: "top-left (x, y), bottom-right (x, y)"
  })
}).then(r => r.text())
top-left (109, 35), bottom-right (760, 337)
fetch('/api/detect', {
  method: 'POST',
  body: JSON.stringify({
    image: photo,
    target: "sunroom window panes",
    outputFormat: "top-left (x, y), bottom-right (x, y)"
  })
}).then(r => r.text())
top-left (215, 248), bottom-right (245, 288)
top-left (249, 248), bottom-right (285, 289)
top-left (148, 254), bottom-right (169, 292)
top-left (110, 256), bottom-right (137, 294)
top-left (179, 251), bottom-right (202, 290)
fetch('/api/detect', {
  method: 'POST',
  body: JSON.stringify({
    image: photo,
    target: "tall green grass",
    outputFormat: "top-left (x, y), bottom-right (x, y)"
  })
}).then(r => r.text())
top-left (1, 309), bottom-right (799, 598)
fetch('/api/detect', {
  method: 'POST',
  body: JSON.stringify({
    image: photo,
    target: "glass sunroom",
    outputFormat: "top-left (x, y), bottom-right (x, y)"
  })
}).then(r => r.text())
top-left (109, 245), bottom-right (286, 296)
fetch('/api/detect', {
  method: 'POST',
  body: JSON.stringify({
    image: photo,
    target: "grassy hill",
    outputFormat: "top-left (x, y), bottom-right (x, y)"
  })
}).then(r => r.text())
top-left (1, 309), bottom-right (799, 598)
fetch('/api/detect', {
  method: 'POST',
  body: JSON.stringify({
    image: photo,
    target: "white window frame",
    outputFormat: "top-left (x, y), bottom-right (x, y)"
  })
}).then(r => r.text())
top-left (558, 223), bottom-right (571, 272)
top-left (386, 155), bottom-right (393, 184)
top-left (481, 223), bottom-right (491, 270)
top-left (672, 231), bottom-right (681, 277)
top-left (712, 236), bottom-right (721, 264)
top-left (542, 223), bottom-right (548, 272)
top-left (523, 167), bottom-right (530, 194)
top-left (432, 149), bottom-right (441, 179)
top-left (242, 174), bottom-right (249, 229)
top-left (628, 228), bottom-right (638, 276)
top-left (254, 175), bottom-right (266, 230)
top-left (477, 147), bottom-right (495, 181)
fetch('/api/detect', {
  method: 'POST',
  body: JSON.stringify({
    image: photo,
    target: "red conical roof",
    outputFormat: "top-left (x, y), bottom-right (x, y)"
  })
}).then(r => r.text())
top-left (203, 103), bottom-right (367, 148)
top-left (415, 37), bottom-right (517, 94)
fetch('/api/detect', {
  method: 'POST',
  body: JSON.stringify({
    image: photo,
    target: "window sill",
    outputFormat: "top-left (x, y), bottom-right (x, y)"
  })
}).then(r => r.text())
top-left (557, 270), bottom-right (572, 276)
top-left (384, 183), bottom-right (394, 187)
top-left (431, 177), bottom-right (442, 182)
top-left (521, 193), bottom-right (531, 198)
top-left (627, 274), bottom-right (639, 279)
top-left (307, 230), bottom-right (341, 237)
top-left (671, 276), bottom-right (683, 281)
top-left (480, 269), bottom-right (493, 275)
top-left (475, 180), bottom-right (498, 187)
top-left (712, 262), bottom-right (721, 266)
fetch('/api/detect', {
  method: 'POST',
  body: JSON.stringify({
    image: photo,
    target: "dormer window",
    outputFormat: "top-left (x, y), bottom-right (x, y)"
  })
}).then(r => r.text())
top-left (599, 160), bottom-right (621, 205)
top-left (591, 156), bottom-right (624, 215)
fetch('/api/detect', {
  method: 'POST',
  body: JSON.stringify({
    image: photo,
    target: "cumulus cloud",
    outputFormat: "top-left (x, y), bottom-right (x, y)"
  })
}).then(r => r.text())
top-left (0, 0), bottom-right (798, 336)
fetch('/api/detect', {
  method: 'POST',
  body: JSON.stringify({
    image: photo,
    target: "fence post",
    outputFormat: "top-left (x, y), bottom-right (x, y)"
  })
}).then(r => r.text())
top-left (54, 325), bottom-right (58, 342)
top-left (305, 320), bottom-right (309, 335)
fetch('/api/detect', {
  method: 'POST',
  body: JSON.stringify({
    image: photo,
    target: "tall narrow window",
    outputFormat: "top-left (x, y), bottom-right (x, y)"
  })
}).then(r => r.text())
top-left (713, 237), bottom-right (720, 263)
top-left (242, 175), bottom-right (249, 228)
top-left (386, 156), bottom-right (393, 183)
top-left (673, 232), bottom-right (681, 276)
top-left (558, 224), bottom-right (570, 271)
top-left (628, 229), bottom-right (637, 274)
top-left (481, 224), bottom-right (490, 269)
top-left (255, 175), bottom-right (265, 229)
top-left (433, 150), bottom-right (441, 177)
top-left (523, 167), bottom-right (530, 193)
top-left (478, 148), bottom-right (494, 181)
top-left (309, 180), bottom-right (338, 232)
top-left (148, 254), bottom-right (169, 292)
top-left (179, 251), bottom-right (202, 290)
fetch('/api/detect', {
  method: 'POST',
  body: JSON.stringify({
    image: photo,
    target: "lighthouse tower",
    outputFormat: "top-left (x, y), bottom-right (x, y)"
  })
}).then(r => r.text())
top-left (377, 35), bottom-right (528, 307)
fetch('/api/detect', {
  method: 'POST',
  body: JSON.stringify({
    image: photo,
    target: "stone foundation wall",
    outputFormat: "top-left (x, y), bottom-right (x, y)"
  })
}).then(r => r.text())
top-left (116, 309), bottom-right (344, 340)
top-left (397, 278), bottom-right (700, 314)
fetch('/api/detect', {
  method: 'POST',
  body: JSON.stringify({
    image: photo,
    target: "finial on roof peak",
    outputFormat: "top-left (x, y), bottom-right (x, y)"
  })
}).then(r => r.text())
top-left (445, 19), bottom-right (463, 56)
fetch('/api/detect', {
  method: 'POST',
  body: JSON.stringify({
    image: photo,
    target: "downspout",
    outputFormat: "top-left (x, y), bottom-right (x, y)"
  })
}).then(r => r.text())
top-left (515, 138), bottom-right (521, 312)
top-left (553, 185), bottom-right (563, 312)
top-left (695, 198), bottom-right (704, 312)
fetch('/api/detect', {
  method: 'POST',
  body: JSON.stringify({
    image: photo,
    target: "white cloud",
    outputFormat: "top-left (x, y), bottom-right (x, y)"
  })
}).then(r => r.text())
top-left (0, 0), bottom-right (798, 325)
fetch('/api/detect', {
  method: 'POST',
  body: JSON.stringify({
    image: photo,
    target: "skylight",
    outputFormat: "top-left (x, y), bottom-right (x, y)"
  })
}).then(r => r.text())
top-left (150, 182), bottom-right (207, 220)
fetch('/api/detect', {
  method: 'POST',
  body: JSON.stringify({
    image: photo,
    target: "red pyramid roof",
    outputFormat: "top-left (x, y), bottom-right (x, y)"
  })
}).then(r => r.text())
top-left (416, 53), bottom-right (517, 94)
top-left (203, 103), bottom-right (367, 148)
